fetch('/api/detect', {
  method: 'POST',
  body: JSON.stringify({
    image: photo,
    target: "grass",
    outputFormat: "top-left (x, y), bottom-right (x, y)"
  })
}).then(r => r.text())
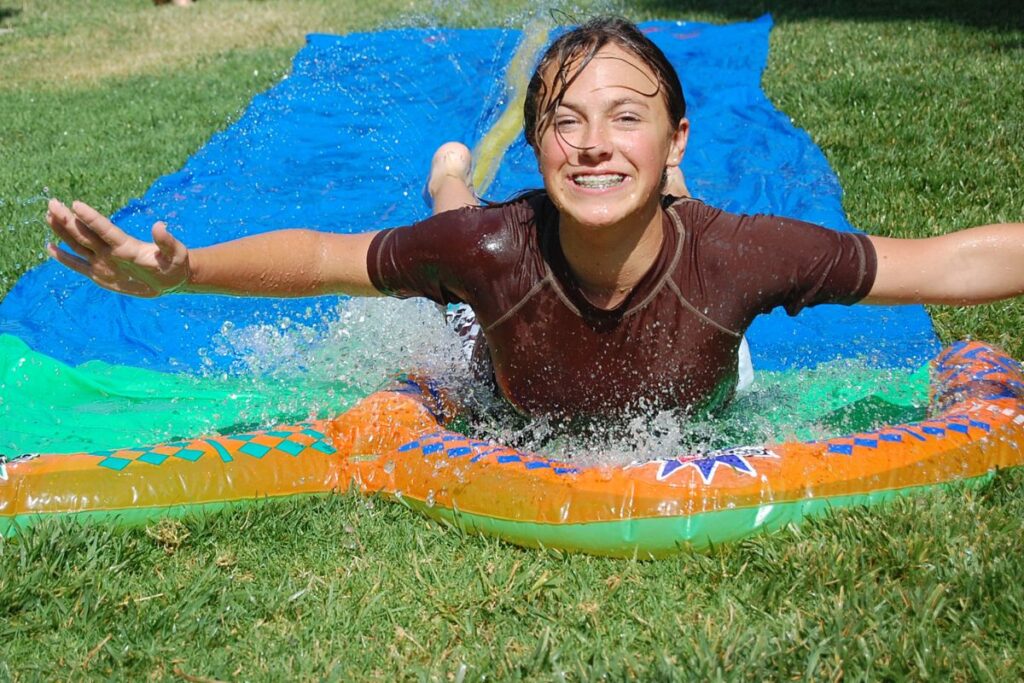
top-left (1, 0), bottom-right (1023, 679)
top-left (3, 473), bottom-right (1024, 680)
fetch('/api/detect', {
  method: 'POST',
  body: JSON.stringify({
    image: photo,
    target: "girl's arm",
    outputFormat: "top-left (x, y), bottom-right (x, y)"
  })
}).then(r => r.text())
top-left (864, 223), bottom-right (1024, 305)
top-left (46, 199), bottom-right (382, 298)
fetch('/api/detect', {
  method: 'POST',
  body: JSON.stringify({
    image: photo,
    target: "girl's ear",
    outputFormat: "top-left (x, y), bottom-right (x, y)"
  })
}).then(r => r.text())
top-left (668, 118), bottom-right (690, 166)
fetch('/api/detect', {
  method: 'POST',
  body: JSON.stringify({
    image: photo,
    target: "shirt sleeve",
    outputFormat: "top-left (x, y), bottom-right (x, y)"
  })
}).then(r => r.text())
top-left (366, 207), bottom-right (486, 306)
top-left (704, 210), bottom-right (877, 318)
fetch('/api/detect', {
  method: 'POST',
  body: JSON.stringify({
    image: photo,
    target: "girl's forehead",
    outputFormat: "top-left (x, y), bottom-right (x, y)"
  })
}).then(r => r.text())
top-left (545, 44), bottom-right (660, 105)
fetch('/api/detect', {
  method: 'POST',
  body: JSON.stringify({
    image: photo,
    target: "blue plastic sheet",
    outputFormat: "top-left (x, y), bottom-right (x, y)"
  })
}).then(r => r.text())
top-left (0, 16), bottom-right (938, 372)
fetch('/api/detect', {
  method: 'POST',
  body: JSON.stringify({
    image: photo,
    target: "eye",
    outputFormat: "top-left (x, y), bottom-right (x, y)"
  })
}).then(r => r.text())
top-left (555, 117), bottom-right (579, 131)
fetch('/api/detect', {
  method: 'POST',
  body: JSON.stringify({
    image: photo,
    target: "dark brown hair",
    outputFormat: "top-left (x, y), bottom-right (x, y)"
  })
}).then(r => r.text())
top-left (523, 16), bottom-right (686, 149)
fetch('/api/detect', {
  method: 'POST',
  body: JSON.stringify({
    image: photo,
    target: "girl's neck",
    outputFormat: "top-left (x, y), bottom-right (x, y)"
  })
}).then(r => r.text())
top-left (557, 203), bottom-right (664, 309)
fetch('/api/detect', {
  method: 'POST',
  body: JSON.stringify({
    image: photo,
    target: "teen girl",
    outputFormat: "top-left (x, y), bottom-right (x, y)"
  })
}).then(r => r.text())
top-left (46, 17), bottom-right (1024, 421)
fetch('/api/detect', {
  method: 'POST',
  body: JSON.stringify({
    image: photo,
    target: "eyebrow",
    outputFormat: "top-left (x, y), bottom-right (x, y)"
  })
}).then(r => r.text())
top-left (556, 96), bottom-right (653, 113)
top-left (608, 96), bottom-right (651, 109)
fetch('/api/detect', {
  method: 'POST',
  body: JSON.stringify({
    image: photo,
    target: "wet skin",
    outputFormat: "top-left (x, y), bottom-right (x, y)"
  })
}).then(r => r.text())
top-left (533, 43), bottom-right (689, 307)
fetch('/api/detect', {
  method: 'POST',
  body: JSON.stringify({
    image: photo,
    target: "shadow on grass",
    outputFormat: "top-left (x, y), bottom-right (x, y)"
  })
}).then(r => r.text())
top-left (0, 7), bottom-right (21, 22)
top-left (633, 0), bottom-right (1024, 31)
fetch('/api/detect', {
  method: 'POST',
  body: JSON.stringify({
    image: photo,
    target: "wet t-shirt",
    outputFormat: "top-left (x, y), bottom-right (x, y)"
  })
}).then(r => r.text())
top-left (367, 193), bottom-right (876, 420)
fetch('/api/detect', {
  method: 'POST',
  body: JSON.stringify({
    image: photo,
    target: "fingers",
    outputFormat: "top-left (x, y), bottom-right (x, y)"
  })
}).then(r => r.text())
top-left (47, 199), bottom-right (102, 259)
top-left (151, 221), bottom-right (187, 263)
top-left (46, 241), bottom-right (93, 278)
top-left (45, 199), bottom-right (178, 299)
top-left (47, 240), bottom-right (159, 298)
top-left (70, 200), bottom-right (129, 249)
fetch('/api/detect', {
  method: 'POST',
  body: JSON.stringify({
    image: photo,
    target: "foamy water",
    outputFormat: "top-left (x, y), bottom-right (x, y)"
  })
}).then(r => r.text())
top-left (210, 297), bottom-right (928, 467)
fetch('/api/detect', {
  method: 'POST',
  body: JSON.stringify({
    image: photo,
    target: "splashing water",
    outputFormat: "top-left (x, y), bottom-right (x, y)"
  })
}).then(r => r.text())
top-left (206, 299), bottom-right (929, 468)
top-left (0, 292), bottom-right (929, 463)
top-left (211, 297), bottom-right (470, 416)
top-left (448, 359), bottom-right (928, 467)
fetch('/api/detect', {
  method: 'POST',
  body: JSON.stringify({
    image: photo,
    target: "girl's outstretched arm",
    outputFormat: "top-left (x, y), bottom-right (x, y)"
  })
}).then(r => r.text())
top-left (46, 199), bottom-right (383, 298)
top-left (864, 223), bottom-right (1024, 305)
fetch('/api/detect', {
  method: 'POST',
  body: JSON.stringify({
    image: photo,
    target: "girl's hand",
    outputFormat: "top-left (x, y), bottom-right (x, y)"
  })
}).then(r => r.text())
top-left (46, 199), bottom-right (190, 298)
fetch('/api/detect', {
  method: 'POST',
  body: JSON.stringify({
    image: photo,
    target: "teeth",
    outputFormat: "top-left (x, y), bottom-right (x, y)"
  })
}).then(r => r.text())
top-left (573, 174), bottom-right (625, 189)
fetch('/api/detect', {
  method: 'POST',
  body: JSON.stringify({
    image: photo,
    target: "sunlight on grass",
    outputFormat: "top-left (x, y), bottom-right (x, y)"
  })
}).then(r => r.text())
top-left (2, 1), bottom-right (396, 88)
top-left (1, 473), bottom-right (1022, 678)
top-left (0, 0), bottom-right (619, 89)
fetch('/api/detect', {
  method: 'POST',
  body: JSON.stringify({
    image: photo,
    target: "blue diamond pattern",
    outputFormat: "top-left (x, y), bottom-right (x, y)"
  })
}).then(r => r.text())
top-left (309, 440), bottom-right (335, 454)
top-left (136, 452), bottom-right (168, 466)
top-left (983, 390), bottom-right (1017, 400)
top-left (98, 457), bottom-right (132, 471)
top-left (173, 448), bottom-right (205, 462)
top-left (395, 431), bottom-right (603, 477)
top-left (895, 427), bottom-right (927, 442)
top-left (239, 442), bottom-right (270, 459)
top-left (276, 440), bottom-right (305, 456)
top-left (470, 447), bottom-right (502, 463)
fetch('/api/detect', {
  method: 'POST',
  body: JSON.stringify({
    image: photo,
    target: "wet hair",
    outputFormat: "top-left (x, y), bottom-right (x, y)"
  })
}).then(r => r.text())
top-left (523, 16), bottom-right (686, 149)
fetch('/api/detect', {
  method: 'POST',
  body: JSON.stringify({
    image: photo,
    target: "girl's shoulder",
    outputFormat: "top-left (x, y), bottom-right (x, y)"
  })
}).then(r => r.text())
top-left (663, 195), bottom-right (727, 237)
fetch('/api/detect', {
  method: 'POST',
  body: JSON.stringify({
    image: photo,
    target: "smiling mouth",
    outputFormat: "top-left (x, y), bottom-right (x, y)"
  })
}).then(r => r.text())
top-left (572, 174), bottom-right (626, 190)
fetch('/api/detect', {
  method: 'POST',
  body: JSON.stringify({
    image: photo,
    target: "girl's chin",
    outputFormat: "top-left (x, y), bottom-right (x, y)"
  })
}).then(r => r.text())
top-left (561, 211), bottom-right (638, 232)
top-left (559, 200), bottom-right (659, 231)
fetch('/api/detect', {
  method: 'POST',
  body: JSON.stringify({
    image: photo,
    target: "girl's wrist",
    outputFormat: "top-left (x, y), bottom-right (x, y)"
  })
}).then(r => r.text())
top-left (163, 257), bottom-right (193, 295)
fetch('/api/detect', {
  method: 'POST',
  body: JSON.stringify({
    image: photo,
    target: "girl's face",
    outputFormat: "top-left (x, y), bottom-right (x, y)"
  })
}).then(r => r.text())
top-left (534, 43), bottom-right (688, 234)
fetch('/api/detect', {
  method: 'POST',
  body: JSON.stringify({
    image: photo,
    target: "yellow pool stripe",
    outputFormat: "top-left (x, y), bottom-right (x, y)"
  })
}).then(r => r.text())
top-left (471, 20), bottom-right (551, 196)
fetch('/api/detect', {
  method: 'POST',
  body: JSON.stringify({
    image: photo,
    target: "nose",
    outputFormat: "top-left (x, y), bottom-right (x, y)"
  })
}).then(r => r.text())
top-left (576, 121), bottom-right (612, 163)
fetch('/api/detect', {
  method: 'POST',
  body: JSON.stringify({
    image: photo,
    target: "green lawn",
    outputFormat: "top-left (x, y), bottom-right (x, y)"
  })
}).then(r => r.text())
top-left (2, 0), bottom-right (1023, 679)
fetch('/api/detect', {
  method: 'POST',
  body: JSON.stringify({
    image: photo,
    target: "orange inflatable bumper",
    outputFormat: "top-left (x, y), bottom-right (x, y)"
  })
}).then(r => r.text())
top-left (2, 341), bottom-right (1022, 557)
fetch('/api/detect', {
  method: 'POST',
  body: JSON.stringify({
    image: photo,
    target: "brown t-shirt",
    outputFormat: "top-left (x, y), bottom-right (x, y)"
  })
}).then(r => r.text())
top-left (368, 193), bottom-right (876, 420)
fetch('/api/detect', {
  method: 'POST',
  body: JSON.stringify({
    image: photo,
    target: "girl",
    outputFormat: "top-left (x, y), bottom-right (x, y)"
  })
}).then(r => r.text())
top-left (46, 17), bottom-right (1024, 421)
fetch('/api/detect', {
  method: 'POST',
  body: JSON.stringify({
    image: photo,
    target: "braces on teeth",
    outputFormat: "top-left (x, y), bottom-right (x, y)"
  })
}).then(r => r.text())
top-left (574, 174), bottom-right (625, 189)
